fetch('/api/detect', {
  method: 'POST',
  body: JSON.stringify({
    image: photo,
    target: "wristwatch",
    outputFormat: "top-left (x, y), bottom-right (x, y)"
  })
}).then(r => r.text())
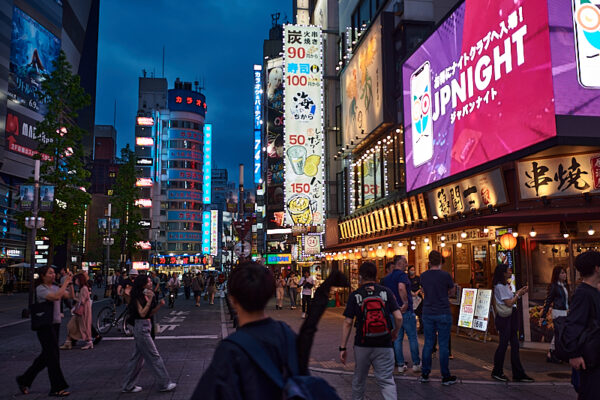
top-left (339, 346), bottom-right (346, 351)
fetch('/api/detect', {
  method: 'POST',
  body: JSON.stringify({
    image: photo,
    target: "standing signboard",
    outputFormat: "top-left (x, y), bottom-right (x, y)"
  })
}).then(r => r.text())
top-left (283, 25), bottom-right (324, 227)
top-left (473, 289), bottom-right (493, 332)
top-left (458, 288), bottom-right (477, 328)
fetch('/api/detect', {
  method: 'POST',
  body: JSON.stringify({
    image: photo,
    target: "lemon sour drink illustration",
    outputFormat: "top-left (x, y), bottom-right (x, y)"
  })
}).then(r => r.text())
top-left (303, 154), bottom-right (321, 177)
top-left (287, 145), bottom-right (307, 175)
top-left (287, 194), bottom-right (313, 225)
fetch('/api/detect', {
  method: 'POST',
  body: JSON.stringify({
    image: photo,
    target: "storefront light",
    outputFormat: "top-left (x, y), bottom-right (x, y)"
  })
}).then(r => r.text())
top-left (423, 237), bottom-right (429, 243)
top-left (512, 232), bottom-right (519, 238)
top-left (460, 231), bottom-right (467, 239)
top-left (588, 226), bottom-right (595, 236)
top-left (425, 244), bottom-right (431, 251)
top-left (529, 227), bottom-right (537, 238)
top-left (440, 242), bottom-right (446, 248)
top-left (410, 240), bottom-right (416, 245)
top-left (440, 235), bottom-right (446, 241)
top-left (410, 245), bottom-right (416, 251)
top-left (456, 242), bottom-right (463, 248)
top-left (483, 228), bottom-right (489, 234)
top-left (563, 232), bottom-right (570, 239)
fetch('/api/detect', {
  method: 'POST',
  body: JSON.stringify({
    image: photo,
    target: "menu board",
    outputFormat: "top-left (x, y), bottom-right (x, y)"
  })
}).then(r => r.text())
top-left (473, 289), bottom-right (492, 332)
top-left (458, 288), bottom-right (477, 328)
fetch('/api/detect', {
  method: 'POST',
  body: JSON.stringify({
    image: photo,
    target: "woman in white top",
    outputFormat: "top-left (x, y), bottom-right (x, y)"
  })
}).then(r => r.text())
top-left (491, 263), bottom-right (534, 383)
top-left (540, 266), bottom-right (569, 363)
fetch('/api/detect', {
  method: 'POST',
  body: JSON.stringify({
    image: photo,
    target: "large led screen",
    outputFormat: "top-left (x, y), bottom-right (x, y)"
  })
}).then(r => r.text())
top-left (9, 7), bottom-right (61, 114)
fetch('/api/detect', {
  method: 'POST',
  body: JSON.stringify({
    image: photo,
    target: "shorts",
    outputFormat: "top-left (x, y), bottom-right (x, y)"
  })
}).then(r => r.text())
top-left (193, 291), bottom-right (201, 298)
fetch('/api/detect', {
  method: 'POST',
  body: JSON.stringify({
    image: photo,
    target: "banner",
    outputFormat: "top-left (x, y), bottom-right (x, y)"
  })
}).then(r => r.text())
top-left (283, 25), bottom-right (325, 227)
top-left (203, 124), bottom-right (212, 204)
top-left (19, 185), bottom-right (34, 211)
top-left (39, 186), bottom-right (54, 211)
top-left (458, 288), bottom-right (477, 328)
top-left (473, 289), bottom-right (493, 331)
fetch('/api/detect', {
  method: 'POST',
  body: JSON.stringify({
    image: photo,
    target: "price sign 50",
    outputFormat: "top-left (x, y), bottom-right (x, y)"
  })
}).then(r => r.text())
top-left (289, 134), bottom-right (306, 145)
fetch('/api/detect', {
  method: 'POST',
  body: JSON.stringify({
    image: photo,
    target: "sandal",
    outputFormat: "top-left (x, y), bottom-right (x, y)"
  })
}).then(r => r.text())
top-left (49, 390), bottom-right (70, 397)
top-left (16, 377), bottom-right (29, 394)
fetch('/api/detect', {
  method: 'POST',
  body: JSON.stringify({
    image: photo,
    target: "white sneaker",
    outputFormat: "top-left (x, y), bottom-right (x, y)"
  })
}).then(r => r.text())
top-left (122, 385), bottom-right (142, 393)
top-left (302, 313), bottom-right (306, 319)
top-left (412, 363), bottom-right (422, 373)
top-left (397, 363), bottom-right (408, 373)
top-left (160, 382), bottom-right (177, 392)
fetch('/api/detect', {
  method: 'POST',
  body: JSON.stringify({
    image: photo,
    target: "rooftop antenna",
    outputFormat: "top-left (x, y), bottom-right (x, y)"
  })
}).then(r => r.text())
top-left (142, 69), bottom-right (147, 78)
top-left (272, 12), bottom-right (280, 27)
top-left (162, 45), bottom-right (165, 78)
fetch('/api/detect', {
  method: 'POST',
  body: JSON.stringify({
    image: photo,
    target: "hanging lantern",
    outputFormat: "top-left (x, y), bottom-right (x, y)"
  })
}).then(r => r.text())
top-left (442, 247), bottom-right (452, 258)
top-left (361, 248), bottom-right (368, 258)
top-left (334, 252), bottom-right (341, 261)
top-left (394, 242), bottom-right (404, 256)
top-left (386, 247), bottom-right (395, 258)
top-left (326, 254), bottom-right (332, 261)
top-left (355, 249), bottom-right (362, 259)
top-left (500, 233), bottom-right (517, 250)
top-left (368, 247), bottom-right (376, 258)
top-left (376, 245), bottom-right (386, 258)
top-left (348, 251), bottom-right (355, 260)
top-left (342, 252), bottom-right (348, 260)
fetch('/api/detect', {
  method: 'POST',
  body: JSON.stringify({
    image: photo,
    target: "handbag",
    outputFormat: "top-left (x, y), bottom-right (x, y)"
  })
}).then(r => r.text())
top-left (72, 302), bottom-right (84, 316)
top-left (31, 286), bottom-right (55, 331)
top-left (494, 299), bottom-right (513, 318)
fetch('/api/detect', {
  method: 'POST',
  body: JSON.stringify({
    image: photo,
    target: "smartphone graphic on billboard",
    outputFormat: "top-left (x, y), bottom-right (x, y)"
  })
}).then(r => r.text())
top-left (573, 0), bottom-right (600, 88)
top-left (411, 61), bottom-right (433, 167)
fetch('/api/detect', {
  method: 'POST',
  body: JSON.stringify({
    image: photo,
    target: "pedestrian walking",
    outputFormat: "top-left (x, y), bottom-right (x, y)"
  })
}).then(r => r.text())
top-left (380, 261), bottom-right (394, 285)
top-left (419, 250), bottom-right (458, 385)
top-left (206, 274), bottom-right (216, 305)
top-left (122, 275), bottom-right (176, 393)
top-left (287, 272), bottom-right (298, 309)
top-left (192, 272), bottom-right (204, 307)
top-left (384, 255), bottom-right (421, 373)
top-left (118, 269), bottom-right (138, 305)
top-left (275, 273), bottom-right (285, 310)
top-left (408, 265), bottom-right (424, 333)
top-left (183, 272), bottom-right (192, 300)
top-left (192, 262), bottom-right (309, 399)
top-left (298, 270), bottom-right (314, 318)
top-left (561, 251), bottom-right (600, 400)
top-left (540, 266), bottom-right (569, 363)
top-left (60, 273), bottom-right (93, 350)
top-left (340, 261), bottom-right (402, 400)
top-left (491, 263), bottom-right (534, 382)
top-left (17, 266), bottom-right (72, 397)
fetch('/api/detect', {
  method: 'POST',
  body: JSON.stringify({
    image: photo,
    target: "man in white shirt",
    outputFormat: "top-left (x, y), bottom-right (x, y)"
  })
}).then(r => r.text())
top-left (298, 270), bottom-right (314, 319)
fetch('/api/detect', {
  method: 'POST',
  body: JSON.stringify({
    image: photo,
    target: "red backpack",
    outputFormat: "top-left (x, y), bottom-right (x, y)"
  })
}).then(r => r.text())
top-left (356, 285), bottom-right (392, 345)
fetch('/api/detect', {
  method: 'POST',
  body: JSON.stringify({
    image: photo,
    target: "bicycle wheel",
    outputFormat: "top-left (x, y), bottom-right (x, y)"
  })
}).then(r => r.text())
top-left (122, 310), bottom-right (133, 337)
top-left (96, 306), bottom-right (115, 334)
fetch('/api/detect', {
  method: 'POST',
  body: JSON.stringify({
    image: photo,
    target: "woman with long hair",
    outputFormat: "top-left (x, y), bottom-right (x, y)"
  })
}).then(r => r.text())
top-left (275, 273), bottom-right (285, 310)
top-left (60, 273), bottom-right (93, 350)
top-left (17, 266), bottom-right (73, 397)
top-left (491, 264), bottom-right (533, 383)
top-left (122, 274), bottom-right (176, 393)
top-left (540, 266), bottom-right (569, 363)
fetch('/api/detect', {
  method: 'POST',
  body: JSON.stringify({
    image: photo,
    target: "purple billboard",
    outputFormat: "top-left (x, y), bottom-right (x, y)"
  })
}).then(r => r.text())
top-left (403, 0), bottom-right (600, 192)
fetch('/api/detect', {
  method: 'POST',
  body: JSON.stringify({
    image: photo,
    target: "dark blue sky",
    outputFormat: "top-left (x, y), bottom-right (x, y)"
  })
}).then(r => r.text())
top-left (94, 0), bottom-right (291, 187)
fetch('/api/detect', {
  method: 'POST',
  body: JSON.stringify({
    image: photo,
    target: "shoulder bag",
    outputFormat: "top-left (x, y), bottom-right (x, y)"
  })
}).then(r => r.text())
top-left (31, 285), bottom-right (55, 331)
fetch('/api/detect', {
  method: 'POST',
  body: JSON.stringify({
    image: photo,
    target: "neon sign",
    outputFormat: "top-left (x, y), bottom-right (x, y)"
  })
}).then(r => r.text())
top-left (253, 65), bottom-right (263, 185)
top-left (136, 116), bottom-right (154, 126)
top-left (202, 211), bottom-right (211, 254)
top-left (203, 124), bottom-right (212, 204)
top-left (136, 137), bottom-right (154, 146)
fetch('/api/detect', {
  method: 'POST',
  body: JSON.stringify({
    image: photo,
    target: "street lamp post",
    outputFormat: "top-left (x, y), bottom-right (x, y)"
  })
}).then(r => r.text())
top-left (102, 204), bottom-right (114, 287)
top-left (25, 160), bottom-right (45, 310)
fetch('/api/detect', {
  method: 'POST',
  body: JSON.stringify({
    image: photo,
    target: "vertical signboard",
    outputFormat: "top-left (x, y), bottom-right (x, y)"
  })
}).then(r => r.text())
top-left (203, 124), bottom-right (212, 204)
top-left (202, 211), bottom-right (211, 254)
top-left (210, 210), bottom-right (219, 256)
top-left (253, 65), bottom-right (263, 184)
top-left (283, 25), bottom-right (324, 227)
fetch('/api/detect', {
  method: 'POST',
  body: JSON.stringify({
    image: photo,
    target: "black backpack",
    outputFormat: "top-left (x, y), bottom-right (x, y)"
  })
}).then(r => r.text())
top-left (355, 285), bottom-right (393, 346)
top-left (225, 323), bottom-right (341, 400)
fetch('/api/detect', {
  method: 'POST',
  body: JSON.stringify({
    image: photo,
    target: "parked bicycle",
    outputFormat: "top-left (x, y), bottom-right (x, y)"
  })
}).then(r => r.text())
top-left (95, 299), bottom-right (133, 336)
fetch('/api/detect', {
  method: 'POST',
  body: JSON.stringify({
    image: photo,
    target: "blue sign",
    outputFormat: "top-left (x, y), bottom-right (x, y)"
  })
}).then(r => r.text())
top-left (167, 89), bottom-right (207, 117)
top-left (168, 169), bottom-right (203, 182)
top-left (167, 211), bottom-right (203, 221)
top-left (9, 7), bottom-right (61, 114)
top-left (203, 124), bottom-right (212, 204)
top-left (253, 65), bottom-right (263, 130)
top-left (202, 211), bottom-right (211, 253)
top-left (266, 254), bottom-right (292, 264)
top-left (168, 231), bottom-right (202, 241)
top-left (167, 190), bottom-right (203, 201)
top-left (254, 130), bottom-right (261, 185)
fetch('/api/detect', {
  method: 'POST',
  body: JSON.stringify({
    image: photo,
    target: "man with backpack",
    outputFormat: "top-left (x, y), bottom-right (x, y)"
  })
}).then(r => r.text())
top-left (340, 262), bottom-right (403, 400)
top-left (192, 262), bottom-right (339, 399)
top-left (419, 250), bottom-right (457, 385)
top-left (559, 251), bottom-right (600, 399)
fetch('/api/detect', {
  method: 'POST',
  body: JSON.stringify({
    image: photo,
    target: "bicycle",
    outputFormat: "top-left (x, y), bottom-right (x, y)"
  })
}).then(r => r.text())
top-left (96, 299), bottom-right (133, 336)
top-left (168, 289), bottom-right (176, 309)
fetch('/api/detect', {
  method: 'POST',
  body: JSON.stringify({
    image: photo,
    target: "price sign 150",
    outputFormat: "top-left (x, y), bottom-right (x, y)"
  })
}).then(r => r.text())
top-left (291, 183), bottom-right (311, 193)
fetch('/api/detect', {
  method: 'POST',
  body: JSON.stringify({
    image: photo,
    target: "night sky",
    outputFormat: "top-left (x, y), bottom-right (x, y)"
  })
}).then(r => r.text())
top-left (94, 0), bottom-right (292, 187)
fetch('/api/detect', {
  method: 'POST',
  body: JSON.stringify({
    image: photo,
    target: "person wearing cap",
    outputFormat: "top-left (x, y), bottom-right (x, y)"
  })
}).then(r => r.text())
top-left (118, 269), bottom-right (139, 304)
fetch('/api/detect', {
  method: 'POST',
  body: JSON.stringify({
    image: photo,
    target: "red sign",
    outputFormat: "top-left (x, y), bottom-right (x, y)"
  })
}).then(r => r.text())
top-left (591, 156), bottom-right (600, 190)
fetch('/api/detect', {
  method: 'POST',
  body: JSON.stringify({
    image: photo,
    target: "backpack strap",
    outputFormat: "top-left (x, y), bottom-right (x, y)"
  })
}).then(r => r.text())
top-left (280, 322), bottom-right (300, 376)
top-left (225, 330), bottom-right (286, 388)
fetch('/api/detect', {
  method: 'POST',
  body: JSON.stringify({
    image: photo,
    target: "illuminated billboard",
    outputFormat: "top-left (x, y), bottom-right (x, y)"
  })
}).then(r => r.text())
top-left (8, 7), bottom-right (61, 114)
top-left (135, 199), bottom-right (152, 208)
top-left (136, 137), bottom-right (154, 146)
top-left (135, 178), bottom-right (153, 187)
top-left (202, 211), bottom-right (211, 254)
top-left (203, 124), bottom-right (212, 204)
top-left (283, 25), bottom-right (325, 227)
top-left (403, 0), bottom-right (600, 192)
top-left (136, 116), bottom-right (154, 126)
top-left (167, 89), bottom-right (207, 117)
top-left (210, 210), bottom-right (219, 256)
top-left (253, 65), bottom-right (263, 184)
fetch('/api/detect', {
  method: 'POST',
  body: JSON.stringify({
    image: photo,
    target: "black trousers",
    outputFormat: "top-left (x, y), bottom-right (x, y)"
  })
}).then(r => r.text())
top-left (493, 310), bottom-right (526, 378)
top-left (301, 294), bottom-right (311, 314)
top-left (184, 286), bottom-right (191, 299)
top-left (18, 324), bottom-right (68, 393)
top-left (578, 367), bottom-right (600, 400)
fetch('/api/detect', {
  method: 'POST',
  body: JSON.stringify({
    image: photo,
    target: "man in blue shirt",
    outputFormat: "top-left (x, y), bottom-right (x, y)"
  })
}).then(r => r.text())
top-left (384, 255), bottom-right (421, 373)
top-left (419, 251), bottom-right (457, 385)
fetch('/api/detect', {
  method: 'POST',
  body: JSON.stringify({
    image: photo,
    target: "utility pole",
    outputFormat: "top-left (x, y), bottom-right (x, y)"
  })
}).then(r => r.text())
top-left (102, 204), bottom-right (114, 287)
top-left (25, 160), bottom-right (44, 309)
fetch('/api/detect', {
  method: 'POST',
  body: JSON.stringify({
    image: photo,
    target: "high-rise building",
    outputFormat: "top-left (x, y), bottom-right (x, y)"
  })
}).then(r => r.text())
top-left (0, 0), bottom-right (100, 266)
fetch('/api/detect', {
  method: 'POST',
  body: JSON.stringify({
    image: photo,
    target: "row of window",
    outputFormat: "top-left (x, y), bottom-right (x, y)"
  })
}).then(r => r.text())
top-left (165, 222), bottom-right (202, 231)
top-left (163, 120), bottom-right (202, 130)
top-left (164, 181), bottom-right (201, 190)
top-left (165, 242), bottom-right (202, 252)
top-left (160, 201), bottom-right (203, 211)
top-left (162, 140), bottom-right (202, 150)
top-left (164, 161), bottom-right (202, 170)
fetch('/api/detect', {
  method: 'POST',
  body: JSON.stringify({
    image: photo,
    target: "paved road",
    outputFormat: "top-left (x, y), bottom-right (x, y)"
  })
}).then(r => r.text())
top-left (0, 291), bottom-right (578, 399)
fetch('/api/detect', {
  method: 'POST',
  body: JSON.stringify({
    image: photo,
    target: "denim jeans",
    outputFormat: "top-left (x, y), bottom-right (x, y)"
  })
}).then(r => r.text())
top-left (394, 311), bottom-right (420, 366)
top-left (421, 313), bottom-right (452, 378)
top-left (352, 346), bottom-right (396, 400)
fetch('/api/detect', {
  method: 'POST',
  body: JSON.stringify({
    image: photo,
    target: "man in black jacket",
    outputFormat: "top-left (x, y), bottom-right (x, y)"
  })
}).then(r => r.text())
top-left (563, 251), bottom-right (600, 400)
top-left (192, 263), bottom-right (294, 399)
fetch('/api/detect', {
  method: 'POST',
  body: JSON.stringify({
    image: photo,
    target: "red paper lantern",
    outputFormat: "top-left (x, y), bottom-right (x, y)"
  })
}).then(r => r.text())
top-left (500, 233), bottom-right (517, 250)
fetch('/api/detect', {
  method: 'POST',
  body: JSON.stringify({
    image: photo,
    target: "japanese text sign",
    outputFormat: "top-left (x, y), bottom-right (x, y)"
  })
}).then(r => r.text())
top-left (428, 168), bottom-right (507, 218)
top-left (458, 288), bottom-right (477, 328)
top-left (210, 210), bottom-right (219, 256)
top-left (517, 152), bottom-right (600, 199)
top-left (283, 25), bottom-right (325, 227)
top-left (203, 124), bottom-right (212, 204)
top-left (473, 289), bottom-right (493, 331)
top-left (168, 89), bottom-right (207, 117)
top-left (254, 65), bottom-right (263, 185)
top-left (202, 211), bottom-right (210, 254)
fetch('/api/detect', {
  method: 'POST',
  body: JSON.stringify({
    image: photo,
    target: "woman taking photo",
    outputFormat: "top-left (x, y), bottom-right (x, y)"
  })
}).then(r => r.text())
top-left (275, 273), bottom-right (285, 310)
top-left (540, 266), bottom-right (569, 363)
top-left (122, 275), bottom-right (176, 393)
top-left (287, 271), bottom-right (298, 310)
top-left (491, 263), bottom-right (534, 383)
top-left (17, 266), bottom-right (73, 397)
top-left (60, 273), bottom-right (93, 350)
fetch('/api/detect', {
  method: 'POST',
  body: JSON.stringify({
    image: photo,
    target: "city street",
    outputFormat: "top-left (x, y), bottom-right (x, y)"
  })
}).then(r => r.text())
top-left (0, 290), bottom-right (577, 400)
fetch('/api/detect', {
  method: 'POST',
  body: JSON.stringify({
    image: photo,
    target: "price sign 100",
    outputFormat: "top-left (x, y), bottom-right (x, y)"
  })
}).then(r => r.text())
top-left (287, 75), bottom-right (307, 86)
